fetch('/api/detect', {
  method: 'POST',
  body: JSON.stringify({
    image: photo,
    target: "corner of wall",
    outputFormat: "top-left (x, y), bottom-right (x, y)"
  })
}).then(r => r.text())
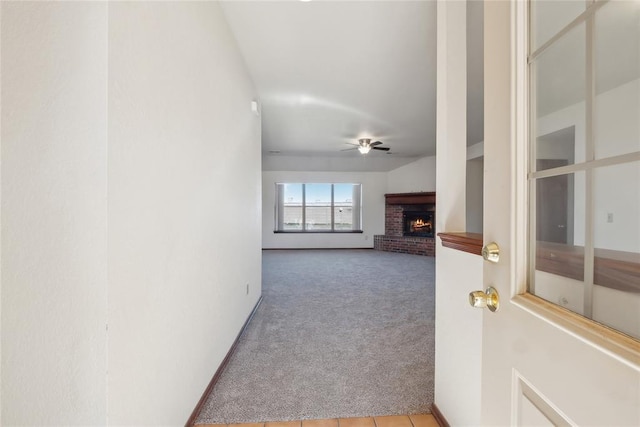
top-left (386, 155), bottom-right (437, 194)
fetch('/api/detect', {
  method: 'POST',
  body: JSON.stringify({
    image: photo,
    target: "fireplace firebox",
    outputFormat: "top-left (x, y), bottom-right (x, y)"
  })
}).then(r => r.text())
top-left (403, 211), bottom-right (434, 237)
top-left (374, 192), bottom-right (436, 256)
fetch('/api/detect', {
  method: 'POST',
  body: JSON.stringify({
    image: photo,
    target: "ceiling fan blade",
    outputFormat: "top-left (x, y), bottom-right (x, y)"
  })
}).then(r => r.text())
top-left (341, 147), bottom-right (358, 151)
top-left (372, 146), bottom-right (390, 151)
top-left (370, 141), bottom-right (383, 146)
top-left (345, 142), bottom-right (360, 147)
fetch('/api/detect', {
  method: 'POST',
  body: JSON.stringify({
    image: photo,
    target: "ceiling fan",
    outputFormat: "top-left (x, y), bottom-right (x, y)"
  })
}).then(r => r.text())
top-left (341, 138), bottom-right (391, 154)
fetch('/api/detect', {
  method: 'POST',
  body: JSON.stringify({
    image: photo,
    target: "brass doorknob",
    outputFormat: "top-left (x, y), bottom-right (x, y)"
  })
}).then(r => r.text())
top-left (469, 287), bottom-right (500, 312)
top-left (482, 242), bottom-right (500, 263)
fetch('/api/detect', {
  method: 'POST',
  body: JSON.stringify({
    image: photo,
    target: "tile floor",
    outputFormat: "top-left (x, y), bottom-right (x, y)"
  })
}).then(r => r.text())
top-left (198, 414), bottom-right (439, 427)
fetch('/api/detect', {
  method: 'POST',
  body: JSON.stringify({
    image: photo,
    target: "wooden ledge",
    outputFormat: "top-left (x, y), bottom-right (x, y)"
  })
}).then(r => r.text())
top-left (385, 192), bottom-right (435, 205)
top-left (437, 232), bottom-right (483, 256)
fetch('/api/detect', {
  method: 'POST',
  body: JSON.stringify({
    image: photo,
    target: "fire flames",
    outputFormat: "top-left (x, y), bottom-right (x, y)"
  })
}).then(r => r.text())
top-left (413, 219), bottom-right (432, 230)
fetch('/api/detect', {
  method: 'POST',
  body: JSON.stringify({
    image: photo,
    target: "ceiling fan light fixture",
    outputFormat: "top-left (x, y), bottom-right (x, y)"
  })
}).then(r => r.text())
top-left (358, 145), bottom-right (371, 154)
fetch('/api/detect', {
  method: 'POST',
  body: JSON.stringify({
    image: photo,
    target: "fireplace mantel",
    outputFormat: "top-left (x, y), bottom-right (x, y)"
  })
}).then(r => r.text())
top-left (385, 192), bottom-right (435, 206)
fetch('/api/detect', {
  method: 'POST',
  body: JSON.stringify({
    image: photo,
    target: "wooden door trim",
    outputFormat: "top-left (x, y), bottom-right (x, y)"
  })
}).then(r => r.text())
top-left (437, 232), bottom-right (483, 256)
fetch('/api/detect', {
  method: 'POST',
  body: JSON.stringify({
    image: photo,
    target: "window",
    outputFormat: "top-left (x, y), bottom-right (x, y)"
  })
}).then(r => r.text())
top-left (528, 0), bottom-right (640, 340)
top-left (275, 183), bottom-right (362, 232)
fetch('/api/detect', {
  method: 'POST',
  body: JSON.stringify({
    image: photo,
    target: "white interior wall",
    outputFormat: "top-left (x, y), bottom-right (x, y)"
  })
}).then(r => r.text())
top-left (434, 248), bottom-right (483, 425)
top-left (263, 154), bottom-right (417, 173)
top-left (592, 79), bottom-right (640, 253)
top-left (593, 161), bottom-right (639, 253)
top-left (107, 3), bottom-right (261, 424)
top-left (466, 141), bottom-right (484, 160)
top-left (466, 141), bottom-right (484, 235)
top-left (262, 171), bottom-right (386, 249)
top-left (386, 155), bottom-right (436, 193)
top-left (2, 2), bottom-right (261, 425)
top-left (466, 157), bottom-right (484, 234)
top-left (1, 3), bottom-right (108, 424)
top-left (433, 1), bottom-right (483, 425)
top-left (537, 129), bottom-right (575, 162)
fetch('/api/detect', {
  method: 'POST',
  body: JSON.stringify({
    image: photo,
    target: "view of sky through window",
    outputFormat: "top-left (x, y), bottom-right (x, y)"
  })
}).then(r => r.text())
top-left (278, 183), bottom-right (361, 232)
top-left (283, 183), bottom-right (354, 204)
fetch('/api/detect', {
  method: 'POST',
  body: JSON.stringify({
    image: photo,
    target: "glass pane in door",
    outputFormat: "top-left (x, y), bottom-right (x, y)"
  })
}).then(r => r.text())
top-left (534, 23), bottom-right (585, 171)
top-left (532, 171), bottom-right (586, 315)
top-left (531, 0), bottom-right (585, 51)
top-left (594, 0), bottom-right (640, 159)
top-left (592, 162), bottom-right (640, 339)
top-left (528, 0), bottom-right (640, 342)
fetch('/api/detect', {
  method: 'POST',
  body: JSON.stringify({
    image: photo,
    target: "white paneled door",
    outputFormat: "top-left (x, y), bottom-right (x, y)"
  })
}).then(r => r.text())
top-left (479, 1), bottom-right (639, 425)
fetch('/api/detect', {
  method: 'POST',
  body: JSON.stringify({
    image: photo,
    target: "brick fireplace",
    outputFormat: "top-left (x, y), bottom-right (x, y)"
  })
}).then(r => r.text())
top-left (373, 192), bottom-right (436, 256)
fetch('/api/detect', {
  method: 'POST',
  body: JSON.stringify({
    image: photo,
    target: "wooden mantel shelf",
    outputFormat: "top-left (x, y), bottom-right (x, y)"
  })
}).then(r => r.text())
top-left (385, 192), bottom-right (435, 205)
top-left (437, 232), bottom-right (483, 256)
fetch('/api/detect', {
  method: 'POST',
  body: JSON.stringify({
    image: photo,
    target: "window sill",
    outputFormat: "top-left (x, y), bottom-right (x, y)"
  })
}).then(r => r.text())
top-left (273, 230), bottom-right (363, 234)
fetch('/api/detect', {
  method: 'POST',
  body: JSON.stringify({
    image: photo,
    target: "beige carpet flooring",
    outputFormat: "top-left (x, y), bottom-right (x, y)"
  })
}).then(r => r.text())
top-left (196, 249), bottom-right (435, 424)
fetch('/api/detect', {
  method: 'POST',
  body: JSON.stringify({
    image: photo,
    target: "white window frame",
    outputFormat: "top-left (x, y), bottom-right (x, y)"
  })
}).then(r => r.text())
top-left (274, 183), bottom-right (363, 233)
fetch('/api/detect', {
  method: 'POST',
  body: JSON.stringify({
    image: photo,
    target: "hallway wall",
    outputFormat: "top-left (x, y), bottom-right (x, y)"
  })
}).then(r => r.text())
top-left (1, 3), bottom-right (109, 425)
top-left (387, 155), bottom-right (436, 194)
top-left (107, 3), bottom-right (262, 425)
top-left (433, 1), bottom-right (484, 425)
top-left (1, 2), bottom-right (261, 425)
